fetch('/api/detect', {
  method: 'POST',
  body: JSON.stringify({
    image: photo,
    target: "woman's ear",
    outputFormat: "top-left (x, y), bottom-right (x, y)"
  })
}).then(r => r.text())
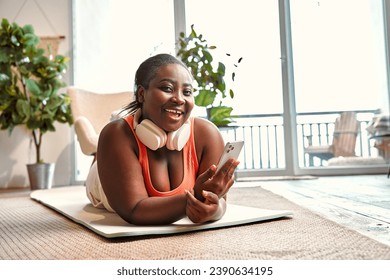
top-left (136, 85), bottom-right (145, 103)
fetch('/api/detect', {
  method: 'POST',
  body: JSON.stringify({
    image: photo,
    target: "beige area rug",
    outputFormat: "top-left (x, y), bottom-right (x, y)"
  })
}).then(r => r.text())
top-left (0, 186), bottom-right (389, 260)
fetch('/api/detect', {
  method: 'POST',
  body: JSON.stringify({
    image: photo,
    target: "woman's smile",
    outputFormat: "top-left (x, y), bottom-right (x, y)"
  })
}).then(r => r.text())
top-left (164, 108), bottom-right (184, 118)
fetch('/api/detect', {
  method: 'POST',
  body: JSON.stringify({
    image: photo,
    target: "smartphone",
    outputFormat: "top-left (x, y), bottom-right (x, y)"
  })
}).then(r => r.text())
top-left (216, 141), bottom-right (244, 172)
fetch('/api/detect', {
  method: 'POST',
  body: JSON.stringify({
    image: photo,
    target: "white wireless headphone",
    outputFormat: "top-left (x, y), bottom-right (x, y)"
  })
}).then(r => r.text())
top-left (133, 109), bottom-right (191, 151)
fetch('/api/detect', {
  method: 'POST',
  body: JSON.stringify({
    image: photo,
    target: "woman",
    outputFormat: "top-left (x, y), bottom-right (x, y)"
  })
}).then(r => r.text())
top-left (86, 53), bottom-right (239, 225)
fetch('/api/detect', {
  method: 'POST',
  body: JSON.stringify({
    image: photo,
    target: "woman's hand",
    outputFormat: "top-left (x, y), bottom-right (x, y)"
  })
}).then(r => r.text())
top-left (185, 190), bottom-right (226, 223)
top-left (193, 158), bottom-right (240, 201)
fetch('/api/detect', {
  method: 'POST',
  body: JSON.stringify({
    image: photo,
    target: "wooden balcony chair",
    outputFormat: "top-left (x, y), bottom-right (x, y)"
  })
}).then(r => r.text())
top-left (304, 112), bottom-right (359, 166)
top-left (68, 87), bottom-right (133, 162)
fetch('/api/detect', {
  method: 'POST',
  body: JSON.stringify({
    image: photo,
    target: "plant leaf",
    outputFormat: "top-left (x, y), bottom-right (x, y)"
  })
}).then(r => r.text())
top-left (195, 89), bottom-right (216, 107)
top-left (26, 78), bottom-right (41, 95)
top-left (16, 99), bottom-right (30, 118)
top-left (209, 106), bottom-right (234, 126)
top-left (229, 89), bottom-right (234, 99)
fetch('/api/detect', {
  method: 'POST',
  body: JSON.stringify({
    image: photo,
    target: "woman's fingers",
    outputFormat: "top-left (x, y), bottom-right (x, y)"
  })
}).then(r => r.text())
top-left (185, 190), bottom-right (203, 222)
top-left (209, 159), bottom-right (239, 197)
top-left (186, 190), bottom-right (220, 223)
top-left (193, 159), bottom-right (239, 203)
top-left (202, 190), bottom-right (219, 204)
top-left (193, 165), bottom-right (217, 201)
top-left (186, 189), bottom-right (199, 205)
top-left (198, 164), bottom-right (217, 183)
top-left (218, 158), bottom-right (240, 178)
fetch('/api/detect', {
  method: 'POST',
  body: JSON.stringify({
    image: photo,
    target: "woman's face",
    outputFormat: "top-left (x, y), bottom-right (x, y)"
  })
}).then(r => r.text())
top-left (139, 63), bottom-right (194, 132)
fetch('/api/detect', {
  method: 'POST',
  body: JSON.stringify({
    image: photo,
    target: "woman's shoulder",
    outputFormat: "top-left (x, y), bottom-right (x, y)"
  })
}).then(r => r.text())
top-left (193, 117), bottom-right (223, 142)
top-left (101, 118), bottom-right (128, 133)
top-left (99, 118), bottom-right (135, 145)
top-left (193, 116), bottom-right (218, 130)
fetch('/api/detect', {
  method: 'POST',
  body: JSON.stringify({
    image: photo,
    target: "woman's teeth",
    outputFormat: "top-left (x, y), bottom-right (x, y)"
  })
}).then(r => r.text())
top-left (165, 109), bottom-right (182, 117)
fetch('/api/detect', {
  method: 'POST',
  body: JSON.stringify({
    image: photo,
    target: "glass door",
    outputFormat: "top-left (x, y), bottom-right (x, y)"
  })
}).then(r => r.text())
top-left (290, 0), bottom-right (389, 172)
top-left (185, 0), bottom-right (287, 177)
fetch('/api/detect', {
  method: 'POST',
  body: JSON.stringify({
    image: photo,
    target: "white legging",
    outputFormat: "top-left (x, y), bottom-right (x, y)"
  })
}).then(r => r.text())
top-left (85, 162), bottom-right (115, 212)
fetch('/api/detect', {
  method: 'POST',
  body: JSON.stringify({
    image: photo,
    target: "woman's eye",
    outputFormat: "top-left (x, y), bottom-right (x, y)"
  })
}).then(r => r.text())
top-left (160, 86), bottom-right (173, 92)
top-left (183, 89), bottom-right (193, 96)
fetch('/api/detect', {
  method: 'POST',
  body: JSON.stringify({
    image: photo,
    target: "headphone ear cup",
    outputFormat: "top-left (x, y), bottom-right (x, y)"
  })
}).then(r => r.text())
top-left (133, 109), bottom-right (191, 151)
top-left (135, 119), bottom-right (167, 150)
top-left (166, 121), bottom-right (191, 151)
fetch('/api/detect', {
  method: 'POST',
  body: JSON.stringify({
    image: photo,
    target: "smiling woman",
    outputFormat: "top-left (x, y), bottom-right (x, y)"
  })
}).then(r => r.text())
top-left (85, 54), bottom-right (240, 225)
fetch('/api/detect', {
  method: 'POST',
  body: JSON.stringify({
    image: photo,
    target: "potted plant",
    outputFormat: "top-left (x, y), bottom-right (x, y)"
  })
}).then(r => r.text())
top-left (177, 24), bottom-right (242, 126)
top-left (0, 18), bottom-right (73, 189)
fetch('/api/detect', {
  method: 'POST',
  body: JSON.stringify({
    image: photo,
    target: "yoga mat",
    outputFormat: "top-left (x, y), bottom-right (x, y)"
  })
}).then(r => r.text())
top-left (30, 186), bottom-right (293, 238)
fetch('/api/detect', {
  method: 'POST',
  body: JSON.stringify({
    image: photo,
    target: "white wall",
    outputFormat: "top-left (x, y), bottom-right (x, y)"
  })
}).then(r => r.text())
top-left (0, 0), bottom-right (73, 188)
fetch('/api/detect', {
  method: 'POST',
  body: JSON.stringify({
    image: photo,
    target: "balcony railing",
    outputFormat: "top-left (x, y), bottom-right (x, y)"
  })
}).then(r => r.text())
top-left (219, 109), bottom-right (381, 170)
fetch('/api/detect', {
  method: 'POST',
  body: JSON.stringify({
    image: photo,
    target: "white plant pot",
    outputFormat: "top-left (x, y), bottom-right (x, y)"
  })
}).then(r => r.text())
top-left (26, 163), bottom-right (55, 190)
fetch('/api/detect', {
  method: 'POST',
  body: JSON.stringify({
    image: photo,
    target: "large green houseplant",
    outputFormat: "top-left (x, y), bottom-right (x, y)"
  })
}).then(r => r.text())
top-left (0, 18), bottom-right (73, 189)
top-left (177, 24), bottom-right (242, 126)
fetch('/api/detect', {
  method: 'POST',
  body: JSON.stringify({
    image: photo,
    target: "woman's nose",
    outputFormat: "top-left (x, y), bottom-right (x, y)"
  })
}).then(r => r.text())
top-left (171, 91), bottom-right (185, 104)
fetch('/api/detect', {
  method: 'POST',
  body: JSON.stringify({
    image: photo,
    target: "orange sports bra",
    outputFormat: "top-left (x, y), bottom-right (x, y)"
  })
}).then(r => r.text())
top-left (124, 115), bottom-right (199, 197)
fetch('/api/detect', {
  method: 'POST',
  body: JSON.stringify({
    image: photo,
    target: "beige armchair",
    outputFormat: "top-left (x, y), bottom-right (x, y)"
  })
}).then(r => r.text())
top-left (68, 87), bottom-right (133, 159)
top-left (304, 111), bottom-right (359, 166)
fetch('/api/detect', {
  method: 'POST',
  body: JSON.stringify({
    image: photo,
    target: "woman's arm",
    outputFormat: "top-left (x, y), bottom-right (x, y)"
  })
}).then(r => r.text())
top-left (192, 118), bottom-right (240, 201)
top-left (194, 118), bottom-right (225, 175)
top-left (183, 118), bottom-right (239, 223)
top-left (97, 119), bottom-right (187, 225)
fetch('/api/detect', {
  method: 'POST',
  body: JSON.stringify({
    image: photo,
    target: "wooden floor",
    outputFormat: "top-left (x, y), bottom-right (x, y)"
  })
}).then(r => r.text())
top-left (236, 174), bottom-right (390, 246)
